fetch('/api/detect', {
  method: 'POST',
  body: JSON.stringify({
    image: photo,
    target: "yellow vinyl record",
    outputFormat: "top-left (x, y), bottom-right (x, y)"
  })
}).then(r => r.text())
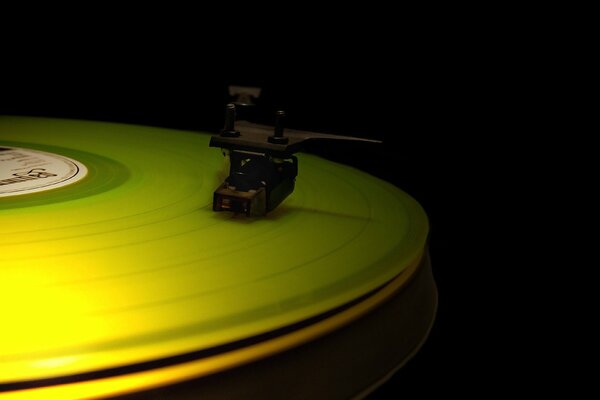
top-left (0, 117), bottom-right (430, 399)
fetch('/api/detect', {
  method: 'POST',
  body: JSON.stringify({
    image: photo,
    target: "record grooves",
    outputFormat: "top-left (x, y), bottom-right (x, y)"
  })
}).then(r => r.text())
top-left (0, 266), bottom-right (411, 392)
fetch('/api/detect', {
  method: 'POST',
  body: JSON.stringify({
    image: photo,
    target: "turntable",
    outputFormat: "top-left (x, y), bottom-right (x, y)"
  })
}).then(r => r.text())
top-left (0, 115), bottom-right (436, 399)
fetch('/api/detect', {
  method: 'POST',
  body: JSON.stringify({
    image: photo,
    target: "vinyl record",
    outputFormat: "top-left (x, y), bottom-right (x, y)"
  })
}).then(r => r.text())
top-left (0, 117), bottom-right (430, 399)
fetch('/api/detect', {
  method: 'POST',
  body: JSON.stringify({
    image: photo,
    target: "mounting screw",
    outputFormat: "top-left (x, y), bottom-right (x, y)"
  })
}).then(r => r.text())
top-left (268, 110), bottom-right (289, 144)
top-left (221, 103), bottom-right (240, 137)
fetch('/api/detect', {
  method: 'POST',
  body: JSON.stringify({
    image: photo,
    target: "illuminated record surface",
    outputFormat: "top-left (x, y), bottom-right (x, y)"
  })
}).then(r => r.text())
top-left (0, 117), bottom-right (429, 398)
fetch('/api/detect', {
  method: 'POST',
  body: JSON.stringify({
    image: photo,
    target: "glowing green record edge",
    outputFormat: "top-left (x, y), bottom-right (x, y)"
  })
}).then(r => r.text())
top-left (0, 116), bottom-right (429, 389)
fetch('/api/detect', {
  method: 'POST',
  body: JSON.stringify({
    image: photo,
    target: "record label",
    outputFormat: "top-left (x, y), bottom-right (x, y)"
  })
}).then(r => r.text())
top-left (0, 147), bottom-right (87, 198)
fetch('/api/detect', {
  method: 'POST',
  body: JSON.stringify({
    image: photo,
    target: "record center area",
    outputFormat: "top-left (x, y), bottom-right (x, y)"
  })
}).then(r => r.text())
top-left (0, 117), bottom-right (431, 399)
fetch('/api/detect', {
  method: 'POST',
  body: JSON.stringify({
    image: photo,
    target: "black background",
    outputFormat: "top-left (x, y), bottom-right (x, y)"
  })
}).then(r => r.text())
top-left (1, 60), bottom-right (489, 397)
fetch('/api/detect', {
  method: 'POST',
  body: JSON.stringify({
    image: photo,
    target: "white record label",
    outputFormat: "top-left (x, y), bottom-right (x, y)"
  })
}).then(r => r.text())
top-left (0, 147), bottom-right (88, 197)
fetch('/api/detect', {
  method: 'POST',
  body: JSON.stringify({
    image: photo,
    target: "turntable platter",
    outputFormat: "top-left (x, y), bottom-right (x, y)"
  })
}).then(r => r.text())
top-left (0, 117), bottom-right (430, 399)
